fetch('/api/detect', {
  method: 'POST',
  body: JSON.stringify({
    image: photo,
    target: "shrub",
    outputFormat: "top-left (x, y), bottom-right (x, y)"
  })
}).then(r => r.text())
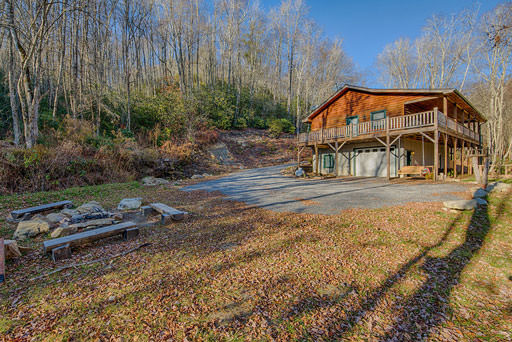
top-left (267, 118), bottom-right (296, 137)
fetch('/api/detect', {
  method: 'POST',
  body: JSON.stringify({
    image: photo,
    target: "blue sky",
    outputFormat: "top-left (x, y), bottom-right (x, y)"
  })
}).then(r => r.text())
top-left (260, 0), bottom-right (503, 85)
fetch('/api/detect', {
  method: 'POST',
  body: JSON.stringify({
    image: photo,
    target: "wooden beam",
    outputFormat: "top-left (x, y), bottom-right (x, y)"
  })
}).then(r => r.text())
top-left (375, 136), bottom-right (388, 147)
top-left (454, 138), bottom-right (458, 178)
top-left (461, 140), bottom-right (465, 176)
top-left (444, 133), bottom-right (448, 177)
top-left (327, 141), bottom-right (346, 153)
top-left (335, 142), bottom-right (339, 176)
top-left (434, 131), bottom-right (439, 181)
top-left (390, 134), bottom-right (403, 146)
top-left (419, 132), bottom-right (435, 143)
top-left (443, 96), bottom-right (448, 116)
top-left (314, 144), bottom-right (319, 175)
top-left (386, 134), bottom-right (391, 180)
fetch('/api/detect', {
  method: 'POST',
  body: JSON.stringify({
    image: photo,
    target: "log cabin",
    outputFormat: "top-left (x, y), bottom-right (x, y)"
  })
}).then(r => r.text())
top-left (298, 85), bottom-right (486, 180)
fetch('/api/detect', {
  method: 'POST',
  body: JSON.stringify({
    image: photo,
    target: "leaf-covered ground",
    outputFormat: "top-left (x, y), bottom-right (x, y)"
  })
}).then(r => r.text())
top-left (0, 182), bottom-right (511, 341)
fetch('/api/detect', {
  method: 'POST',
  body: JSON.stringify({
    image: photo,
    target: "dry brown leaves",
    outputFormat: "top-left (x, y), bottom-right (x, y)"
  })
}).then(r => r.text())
top-left (0, 185), bottom-right (510, 341)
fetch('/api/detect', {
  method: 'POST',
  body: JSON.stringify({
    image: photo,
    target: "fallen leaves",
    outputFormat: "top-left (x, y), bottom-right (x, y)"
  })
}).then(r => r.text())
top-left (0, 185), bottom-right (510, 340)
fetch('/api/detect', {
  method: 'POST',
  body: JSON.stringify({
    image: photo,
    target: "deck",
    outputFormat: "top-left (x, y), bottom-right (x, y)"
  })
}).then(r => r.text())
top-left (298, 110), bottom-right (479, 146)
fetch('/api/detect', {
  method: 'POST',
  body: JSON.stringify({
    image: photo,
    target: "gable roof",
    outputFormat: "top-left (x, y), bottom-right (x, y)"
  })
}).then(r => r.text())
top-left (304, 84), bottom-right (486, 123)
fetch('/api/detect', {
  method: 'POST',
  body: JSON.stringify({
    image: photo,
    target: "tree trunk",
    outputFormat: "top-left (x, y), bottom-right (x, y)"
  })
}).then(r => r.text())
top-left (8, 36), bottom-right (22, 146)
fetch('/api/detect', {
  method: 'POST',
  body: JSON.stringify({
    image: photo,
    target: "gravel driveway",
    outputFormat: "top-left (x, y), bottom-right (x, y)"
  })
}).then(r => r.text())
top-left (182, 165), bottom-right (470, 214)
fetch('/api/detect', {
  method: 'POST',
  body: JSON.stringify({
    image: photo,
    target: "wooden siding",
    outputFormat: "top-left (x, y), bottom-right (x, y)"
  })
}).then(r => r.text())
top-left (310, 90), bottom-right (439, 131)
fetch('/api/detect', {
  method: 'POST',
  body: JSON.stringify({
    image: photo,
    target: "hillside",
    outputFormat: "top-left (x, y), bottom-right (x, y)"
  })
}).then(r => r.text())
top-left (0, 129), bottom-right (300, 195)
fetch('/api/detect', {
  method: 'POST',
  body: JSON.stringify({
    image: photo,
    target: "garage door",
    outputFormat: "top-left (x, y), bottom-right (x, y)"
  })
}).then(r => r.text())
top-left (354, 147), bottom-right (397, 177)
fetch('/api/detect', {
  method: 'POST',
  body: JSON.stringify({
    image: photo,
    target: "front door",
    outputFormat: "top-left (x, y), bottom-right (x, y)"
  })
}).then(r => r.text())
top-left (346, 116), bottom-right (359, 136)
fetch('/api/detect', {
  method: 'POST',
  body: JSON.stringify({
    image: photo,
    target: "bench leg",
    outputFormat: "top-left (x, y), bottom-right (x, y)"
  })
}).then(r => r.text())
top-left (123, 228), bottom-right (139, 240)
top-left (140, 206), bottom-right (156, 217)
top-left (161, 214), bottom-right (172, 225)
top-left (52, 244), bottom-right (72, 262)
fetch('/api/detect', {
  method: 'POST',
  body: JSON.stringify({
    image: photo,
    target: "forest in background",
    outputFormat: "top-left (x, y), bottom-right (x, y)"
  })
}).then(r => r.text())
top-left (0, 0), bottom-right (358, 148)
top-left (376, 2), bottom-right (512, 168)
top-left (0, 0), bottom-right (511, 193)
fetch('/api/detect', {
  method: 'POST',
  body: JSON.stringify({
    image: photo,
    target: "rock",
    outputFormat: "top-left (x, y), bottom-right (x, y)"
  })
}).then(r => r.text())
top-left (13, 218), bottom-right (50, 240)
top-left (295, 168), bottom-right (305, 177)
top-left (443, 199), bottom-right (478, 211)
top-left (69, 218), bottom-right (115, 230)
top-left (4, 240), bottom-right (22, 259)
top-left (488, 182), bottom-right (511, 194)
top-left (46, 212), bottom-right (66, 224)
top-left (117, 198), bottom-right (142, 210)
top-left (202, 173), bottom-right (211, 177)
top-left (475, 198), bottom-right (488, 206)
top-left (107, 296), bottom-right (116, 303)
top-left (191, 174), bottom-right (203, 179)
top-left (50, 226), bottom-right (78, 238)
top-left (208, 142), bottom-right (235, 165)
top-left (60, 208), bottom-right (80, 217)
top-left (76, 201), bottom-right (104, 214)
top-left (473, 189), bottom-right (488, 198)
top-left (141, 176), bottom-right (169, 186)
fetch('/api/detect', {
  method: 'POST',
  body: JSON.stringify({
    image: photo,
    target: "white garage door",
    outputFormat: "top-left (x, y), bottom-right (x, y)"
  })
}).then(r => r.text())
top-left (354, 147), bottom-right (397, 177)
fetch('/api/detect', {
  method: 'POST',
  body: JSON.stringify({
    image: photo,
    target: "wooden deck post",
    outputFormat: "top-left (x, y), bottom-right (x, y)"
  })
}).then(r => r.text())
top-left (335, 141), bottom-right (339, 177)
top-left (314, 144), bottom-right (319, 175)
top-left (454, 138), bottom-right (458, 178)
top-left (434, 108), bottom-right (439, 181)
top-left (386, 116), bottom-right (390, 180)
top-left (444, 134), bottom-right (448, 178)
top-left (468, 143), bottom-right (473, 175)
top-left (461, 140), bottom-right (465, 176)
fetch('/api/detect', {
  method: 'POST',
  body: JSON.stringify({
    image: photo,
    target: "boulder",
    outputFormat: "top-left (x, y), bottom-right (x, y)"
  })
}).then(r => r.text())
top-left (208, 142), bottom-right (235, 165)
top-left (295, 168), bottom-right (305, 177)
top-left (4, 240), bottom-right (22, 259)
top-left (50, 226), bottom-right (78, 238)
top-left (472, 189), bottom-right (488, 198)
top-left (141, 176), bottom-right (169, 186)
top-left (191, 174), bottom-right (204, 179)
top-left (475, 198), bottom-right (488, 206)
top-left (46, 212), bottom-right (67, 224)
top-left (443, 199), bottom-right (478, 211)
top-left (60, 208), bottom-right (80, 217)
top-left (488, 182), bottom-right (511, 194)
top-left (76, 201), bottom-right (104, 214)
top-left (13, 218), bottom-right (50, 240)
top-left (117, 198), bottom-right (142, 210)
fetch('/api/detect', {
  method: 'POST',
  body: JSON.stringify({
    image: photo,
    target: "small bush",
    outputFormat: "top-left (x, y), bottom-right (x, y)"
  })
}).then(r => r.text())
top-left (267, 118), bottom-right (296, 137)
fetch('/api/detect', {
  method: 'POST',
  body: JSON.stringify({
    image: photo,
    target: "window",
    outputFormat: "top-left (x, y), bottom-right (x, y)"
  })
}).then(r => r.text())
top-left (371, 110), bottom-right (386, 121)
top-left (346, 115), bottom-right (359, 136)
top-left (371, 110), bottom-right (386, 130)
top-left (323, 154), bottom-right (334, 171)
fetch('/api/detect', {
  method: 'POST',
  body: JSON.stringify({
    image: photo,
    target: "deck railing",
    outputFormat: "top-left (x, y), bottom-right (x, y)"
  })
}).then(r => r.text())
top-left (298, 109), bottom-right (479, 144)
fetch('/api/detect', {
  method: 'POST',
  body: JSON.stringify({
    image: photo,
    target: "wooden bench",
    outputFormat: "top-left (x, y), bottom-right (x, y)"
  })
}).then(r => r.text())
top-left (43, 221), bottom-right (138, 261)
top-left (11, 200), bottom-right (73, 220)
top-left (398, 166), bottom-right (432, 177)
top-left (145, 203), bottom-right (187, 224)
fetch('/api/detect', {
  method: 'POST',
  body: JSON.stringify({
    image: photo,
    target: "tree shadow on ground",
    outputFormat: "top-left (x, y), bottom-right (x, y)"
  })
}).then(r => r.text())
top-left (284, 192), bottom-right (509, 341)
top-left (377, 194), bottom-right (509, 341)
